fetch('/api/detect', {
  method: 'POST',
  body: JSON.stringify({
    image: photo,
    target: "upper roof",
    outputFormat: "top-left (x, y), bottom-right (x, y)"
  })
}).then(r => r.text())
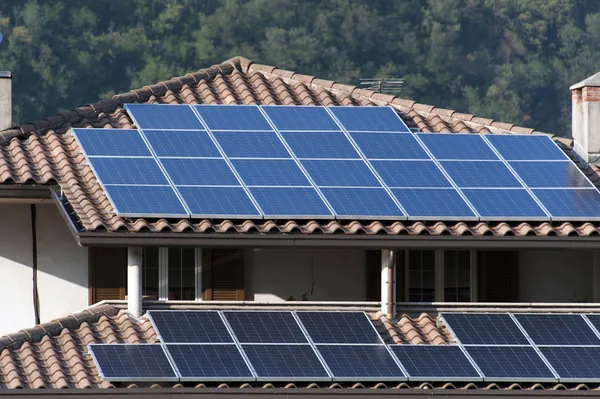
top-left (3, 56), bottom-right (600, 238)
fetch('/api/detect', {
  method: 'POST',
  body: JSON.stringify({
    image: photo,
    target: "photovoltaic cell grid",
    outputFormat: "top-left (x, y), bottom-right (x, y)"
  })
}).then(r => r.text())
top-left (147, 311), bottom-right (233, 343)
top-left (513, 314), bottom-right (600, 346)
top-left (296, 311), bottom-right (383, 344)
top-left (440, 313), bottom-right (529, 345)
top-left (390, 345), bottom-right (481, 381)
top-left (72, 104), bottom-right (600, 221)
top-left (166, 344), bottom-right (253, 381)
top-left (316, 345), bottom-right (406, 381)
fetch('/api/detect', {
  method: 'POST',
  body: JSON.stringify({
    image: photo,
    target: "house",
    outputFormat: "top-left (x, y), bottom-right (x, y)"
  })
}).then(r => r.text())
top-left (1, 56), bottom-right (600, 395)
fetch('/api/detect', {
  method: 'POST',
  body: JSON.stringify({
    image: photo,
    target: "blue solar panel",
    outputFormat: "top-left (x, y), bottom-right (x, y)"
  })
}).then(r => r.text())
top-left (485, 134), bottom-right (568, 161)
top-left (372, 161), bottom-right (452, 187)
top-left (440, 161), bottom-right (521, 188)
top-left (232, 159), bottom-right (310, 186)
top-left (462, 189), bottom-right (547, 219)
top-left (178, 186), bottom-right (261, 218)
top-left (126, 104), bottom-right (203, 130)
top-left (89, 344), bottom-right (178, 382)
top-left (249, 187), bottom-right (332, 218)
top-left (514, 314), bottom-right (600, 346)
top-left (242, 344), bottom-right (330, 381)
top-left (510, 162), bottom-right (593, 188)
top-left (465, 346), bottom-right (556, 382)
top-left (73, 129), bottom-right (151, 157)
top-left (302, 160), bottom-right (381, 187)
top-left (540, 346), bottom-right (600, 382)
top-left (148, 311), bottom-right (233, 343)
top-left (166, 344), bottom-right (254, 381)
top-left (392, 189), bottom-right (476, 219)
top-left (282, 131), bottom-right (360, 159)
top-left (418, 134), bottom-right (498, 160)
top-left (213, 131), bottom-right (290, 158)
top-left (90, 158), bottom-right (168, 185)
top-left (351, 133), bottom-right (429, 160)
top-left (584, 315), bottom-right (600, 334)
top-left (533, 189), bottom-right (600, 220)
top-left (330, 106), bottom-right (410, 132)
top-left (318, 345), bottom-right (405, 381)
top-left (224, 312), bottom-right (308, 344)
top-left (143, 130), bottom-right (220, 157)
top-left (162, 159), bottom-right (239, 186)
top-left (194, 105), bottom-right (272, 130)
top-left (296, 312), bottom-right (381, 344)
top-left (321, 187), bottom-right (404, 218)
top-left (440, 313), bottom-right (529, 345)
top-left (262, 106), bottom-right (339, 131)
top-left (390, 345), bottom-right (481, 381)
top-left (104, 185), bottom-right (188, 217)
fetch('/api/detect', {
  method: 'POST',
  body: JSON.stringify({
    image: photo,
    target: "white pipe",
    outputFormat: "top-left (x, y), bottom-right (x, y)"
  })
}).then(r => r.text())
top-left (127, 247), bottom-right (143, 317)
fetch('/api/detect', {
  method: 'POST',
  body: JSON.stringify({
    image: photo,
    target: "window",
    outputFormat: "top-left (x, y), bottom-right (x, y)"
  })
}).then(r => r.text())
top-left (142, 248), bottom-right (159, 299)
top-left (407, 250), bottom-right (435, 302)
top-left (444, 251), bottom-right (471, 302)
top-left (167, 248), bottom-right (196, 300)
top-left (142, 247), bottom-right (202, 301)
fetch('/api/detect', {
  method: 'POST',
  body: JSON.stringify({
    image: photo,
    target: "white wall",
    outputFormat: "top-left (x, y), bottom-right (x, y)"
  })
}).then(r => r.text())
top-left (519, 250), bottom-right (593, 303)
top-left (246, 248), bottom-right (366, 302)
top-left (0, 204), bottom-right (87, 336)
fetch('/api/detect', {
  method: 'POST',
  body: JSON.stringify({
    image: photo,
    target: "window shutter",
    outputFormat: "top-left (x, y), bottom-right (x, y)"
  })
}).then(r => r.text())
top-left (478, 251), bottom-right (519, 302)
top-left (204, 249), bottom-right (244, 301)
top-left (366, 250), bottom-right (405, 302)
top-left (90, 247), bottom-right (127, 303)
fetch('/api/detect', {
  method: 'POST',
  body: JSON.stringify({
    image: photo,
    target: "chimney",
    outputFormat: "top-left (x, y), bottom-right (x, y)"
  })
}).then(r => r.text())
top-left (0, 71), bottom-right (11, 130)
top-left (571, 72), bottom-right (600, 163)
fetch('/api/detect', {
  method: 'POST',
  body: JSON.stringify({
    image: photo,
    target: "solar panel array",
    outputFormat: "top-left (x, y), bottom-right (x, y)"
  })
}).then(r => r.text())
top-left (71, 104), bottom-right (600, 221)
top-left (89, 311), bottom-right (600, 383)
top-left (440, 312), bottom-right (600, 383)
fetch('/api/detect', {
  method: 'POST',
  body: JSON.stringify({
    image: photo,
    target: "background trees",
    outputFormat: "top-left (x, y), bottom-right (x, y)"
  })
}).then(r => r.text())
top-left (1, 0), bottom-right (599, 135)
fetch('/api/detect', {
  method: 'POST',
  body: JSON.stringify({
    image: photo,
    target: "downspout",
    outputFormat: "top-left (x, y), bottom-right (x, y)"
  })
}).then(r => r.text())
top-left (387, 250), bottom-right (395, 319)
top-left (31, 204), bottom-right (40, 325)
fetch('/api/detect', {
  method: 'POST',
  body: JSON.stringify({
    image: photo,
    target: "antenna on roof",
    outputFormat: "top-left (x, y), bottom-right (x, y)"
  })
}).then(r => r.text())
top-left (359, 77), bottom-right (405, 95)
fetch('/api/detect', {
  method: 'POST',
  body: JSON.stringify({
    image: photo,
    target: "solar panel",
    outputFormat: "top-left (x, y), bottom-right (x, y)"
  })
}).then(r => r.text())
top-left (329, 106), bottom-right (410, 132)
top-left (440, 161), bottom-right (521, 188)
top-left (223, 311), bottom-right (308, 344)
top-left (532, 189), bottom-right (600, 220)
top-left (462, 189), bottom-right (548, 220)
top-left (162, 159), bottom-right (239, 186)
top-left (126, 104), bottom-right (203, 130)
top-left (148, 311), bottom-right (234, 343)
top-left (213, 131), bottom-right (290, 158)
top-left (539, 346), bottom-right (600, 383)
top-left (282, 131), bottom-right (360, 159)
top-left (514, 314), bottom-right (600, 346)
top-left (296, 312), bottom-right (382, 344)
top-left (242, 344), bottom-right (330, 381)
top-left (584, 315), bottom-right (600, 334)
top-left (263, 106), bottom-right (340, 131)
top-left (105, 185), bottom-right (188, 218)
top-left (391, 189), bottom-right (476, 219)
top-left (301, 160), bottom-right (382, 187)
top-left (351, 133), bottom-right (429, 160)
top-left (372, 161), bottom-right (452, 188)
top-left (321, 187), bottom-right (405, 219)
top-left (143, 130), bottom-right (220, 157)
top-left (317, 345), bottom-right (406, 381)
top-left (440, 313), bottom-right (529, 345)
top-left (194, 105), bottom-right (272, 131)
top-left (510, 162), bottom-right (593, 188)
top-left (166, 344), bottom-right (254, 381)
top-left (73, 129), bottom-right (151, 157)
top-left (390, 345), bottom-right (481, 381)
top-left (178, 186), bottom-right (261, 218)
top-left (232, 159), bottom-right (310, 186)
top-left (89, 158), bottom-right (169, 185)
top-left (485, 134), bottom-right (568, 161)
top-left (89, 344), bottom-right (178, 382)
top-left (418, 134), bottom-right (498, 160)
top-left (249, 187), bottom-right (333, 218)
top-left (464, 346), bottom-right (557, 382)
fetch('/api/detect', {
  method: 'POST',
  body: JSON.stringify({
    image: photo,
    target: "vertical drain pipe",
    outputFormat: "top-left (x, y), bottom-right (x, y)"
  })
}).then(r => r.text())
top-left (127, 247), bottom-right (143, 317)
top-left (31, 204), bottom-right (40, 325)
top-left (380, 249), bottom-right (396, 318)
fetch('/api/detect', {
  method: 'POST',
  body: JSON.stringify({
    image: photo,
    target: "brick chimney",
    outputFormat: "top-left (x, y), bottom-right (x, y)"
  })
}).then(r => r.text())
top-left (0, 71), bottom-right (11, 130)
top-left (571, 72), bottom-right (600, 163)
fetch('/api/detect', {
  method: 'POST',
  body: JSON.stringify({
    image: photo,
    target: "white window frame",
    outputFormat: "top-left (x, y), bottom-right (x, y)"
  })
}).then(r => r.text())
top-left (404, 250), bottom-right (478, 302)
top-left (157, 247), bottom-right (203, 301)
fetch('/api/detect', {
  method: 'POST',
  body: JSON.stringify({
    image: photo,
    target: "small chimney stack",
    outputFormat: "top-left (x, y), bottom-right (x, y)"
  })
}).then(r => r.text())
top-left (571, 72), bottom-right (600, 163)
top-left (0, 71), bottom-right (11, 130)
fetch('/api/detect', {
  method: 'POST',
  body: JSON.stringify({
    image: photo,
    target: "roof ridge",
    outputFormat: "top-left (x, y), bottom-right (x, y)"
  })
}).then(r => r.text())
top-left (0, 304), bottom-right (120, 351)
top-left (0, 56), bottom-right (253, 144)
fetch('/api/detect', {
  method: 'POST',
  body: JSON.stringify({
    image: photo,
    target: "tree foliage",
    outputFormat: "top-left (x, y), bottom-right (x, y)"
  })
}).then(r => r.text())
top-left (1, 0), bottom-right (600, 135)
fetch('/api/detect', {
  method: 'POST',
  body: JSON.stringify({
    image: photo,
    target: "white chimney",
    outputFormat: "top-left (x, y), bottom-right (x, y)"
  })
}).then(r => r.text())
top-left (571, 72), bottom-right (600, 163)
top-left (0, 71), bottom-right (11, 130)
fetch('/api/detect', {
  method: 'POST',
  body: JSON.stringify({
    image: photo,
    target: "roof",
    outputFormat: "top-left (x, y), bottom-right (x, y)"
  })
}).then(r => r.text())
top-left (1, 304), bottom-right (598, 391)
top-left (2, 56), bottom-right (600, 239)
